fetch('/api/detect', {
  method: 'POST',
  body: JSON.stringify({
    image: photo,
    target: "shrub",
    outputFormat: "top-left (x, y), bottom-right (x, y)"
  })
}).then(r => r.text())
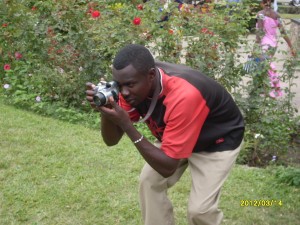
top-left (0, 0), bottom-right (252, 120)
top-left (274, 166), bottom-right (300, 187)
top-left (237, 56), bottom-right (299, 167)
top-left (0, 0), bottom-right (299, 167)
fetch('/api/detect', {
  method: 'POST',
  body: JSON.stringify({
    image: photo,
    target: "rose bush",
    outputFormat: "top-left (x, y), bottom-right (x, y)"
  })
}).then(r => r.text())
top-left (0, 0), bottom-right (298, 166)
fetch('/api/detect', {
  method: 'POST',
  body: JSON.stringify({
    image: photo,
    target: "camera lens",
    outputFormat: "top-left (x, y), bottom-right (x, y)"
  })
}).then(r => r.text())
top-left (93, 93), bottom-right (107, 106)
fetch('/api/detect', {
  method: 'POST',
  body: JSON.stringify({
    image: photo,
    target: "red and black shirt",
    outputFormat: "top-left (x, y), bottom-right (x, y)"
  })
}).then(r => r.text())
top-left (119, 61), bottom-right (244, 159)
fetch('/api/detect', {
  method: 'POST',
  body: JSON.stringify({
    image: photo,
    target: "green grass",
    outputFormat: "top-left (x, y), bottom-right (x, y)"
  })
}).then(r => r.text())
top-left (281, 14), bottom-right (300, 20)
top-left (0, 100), bottom-right (299, 225)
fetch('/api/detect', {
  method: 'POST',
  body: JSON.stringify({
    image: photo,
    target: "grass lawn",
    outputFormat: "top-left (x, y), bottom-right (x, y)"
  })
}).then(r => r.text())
top-left (0, 100), bottom-right (299, 225)
top-left (281, 14), bottom-right (300, 20)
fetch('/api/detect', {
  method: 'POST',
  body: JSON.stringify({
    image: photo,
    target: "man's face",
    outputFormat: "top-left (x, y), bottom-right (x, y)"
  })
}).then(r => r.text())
top-left (112, 64), bottom-right (154, 107)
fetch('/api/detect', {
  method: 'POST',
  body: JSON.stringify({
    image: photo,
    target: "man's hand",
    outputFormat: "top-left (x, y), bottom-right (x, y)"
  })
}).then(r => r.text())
top-left (85, 82), bottom-right (98, 111)
top-left (99, 97), bottom-right (132, 131)
top-left (86, 82), bottom-right (131, 130)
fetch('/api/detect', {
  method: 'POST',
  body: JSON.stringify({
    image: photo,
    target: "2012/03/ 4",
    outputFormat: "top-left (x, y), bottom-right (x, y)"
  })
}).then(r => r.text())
top-left (240, 200), bottom-right (283, 207)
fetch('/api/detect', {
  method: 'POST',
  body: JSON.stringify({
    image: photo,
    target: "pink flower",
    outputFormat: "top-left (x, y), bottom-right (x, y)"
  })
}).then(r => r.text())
top-left (15, 52), bottom-right (23, 60)
top-left (88, 8), bottom-right (94, 14)
top-left (4, 64), bottom-right (11, 71)
top-left (91, 10), bottom-right (100, 18)
top-left (32, 6), bottom-right (37, 11)
top-left (133, 17), bottom-right (141, 25)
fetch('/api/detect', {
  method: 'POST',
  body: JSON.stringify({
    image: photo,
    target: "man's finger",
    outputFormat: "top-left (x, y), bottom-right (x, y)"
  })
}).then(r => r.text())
top-left (108, 96), bottom-right (118, 108)
top-left (86, 96), bottom-right (94, 102)
top-left (86, 90), bottom-right (95, 96)
top-left (86, 82), bottom-right (96, 90)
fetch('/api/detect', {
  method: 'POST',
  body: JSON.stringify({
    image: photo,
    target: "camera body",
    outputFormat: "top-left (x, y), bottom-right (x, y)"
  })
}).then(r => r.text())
top-left (93, 81), bottom-right (119, 107)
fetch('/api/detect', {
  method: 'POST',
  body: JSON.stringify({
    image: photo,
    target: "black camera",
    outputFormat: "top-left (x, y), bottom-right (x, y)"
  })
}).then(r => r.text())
top-left (93, 81), bottom-right (119, 107)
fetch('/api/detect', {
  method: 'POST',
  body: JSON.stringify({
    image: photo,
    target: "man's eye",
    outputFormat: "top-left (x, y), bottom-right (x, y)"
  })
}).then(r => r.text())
top-left (127, 83), bottom-right (134, 88)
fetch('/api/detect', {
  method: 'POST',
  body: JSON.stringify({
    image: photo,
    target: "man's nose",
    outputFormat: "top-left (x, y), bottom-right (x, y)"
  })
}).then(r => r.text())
top-left (120, 86), bottom-right (130, 97)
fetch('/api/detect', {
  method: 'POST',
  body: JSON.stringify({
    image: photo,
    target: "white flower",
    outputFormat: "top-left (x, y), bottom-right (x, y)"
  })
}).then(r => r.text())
top-left (58, 68), bottom-right (64, 74)
top-left (254, 133), bottom-right (264, 139)
top-left (3, 84), bottom-right (10, 89)
top-left (35, 96), bottom-right (41, 102)
top-left (79, 66), bottom-right (83, 71)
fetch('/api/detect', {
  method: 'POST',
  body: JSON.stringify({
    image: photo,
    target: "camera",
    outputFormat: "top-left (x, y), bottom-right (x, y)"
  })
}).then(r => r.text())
top-left (93, 81), bottom-right (119, 107)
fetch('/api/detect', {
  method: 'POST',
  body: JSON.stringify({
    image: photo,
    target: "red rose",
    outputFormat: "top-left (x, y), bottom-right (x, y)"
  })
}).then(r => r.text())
top-left (91, 10), bottom-right (100, 18)
top-left (133, 17), bottom-right (141, 25)
top-left (201, 28), bottom-right (209, 34)
top-left (4, 64), bottom-right (11, 71)
top-left (32, 6), bottom-right (37, 11)
top-left (2, 23), bottom-right (8, 28)
top-left (201, 28), bottom-right (214, 36)
top-left (15, 52), bottom-right (23, 60)
top-left (169, 29), bottom-right (174, 34)
top-left (137, 4), bottom-right (143, 10)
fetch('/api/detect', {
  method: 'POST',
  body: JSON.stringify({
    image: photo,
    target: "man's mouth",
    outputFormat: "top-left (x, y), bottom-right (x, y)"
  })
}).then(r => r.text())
top-left (125, 98), bottom-right (135, 105)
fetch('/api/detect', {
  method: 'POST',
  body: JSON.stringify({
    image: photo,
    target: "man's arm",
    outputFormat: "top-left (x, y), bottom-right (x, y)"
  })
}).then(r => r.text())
top-left (101, 115), bottom-right (124, 146)
top-left (122, 122), bottom-right (180, 178)
top-left (101, 98), bottom-right (180, 178)
top-left (86, 83), bottom-right (179, 177)
top-left (86, 82), bottom-right (123, 146)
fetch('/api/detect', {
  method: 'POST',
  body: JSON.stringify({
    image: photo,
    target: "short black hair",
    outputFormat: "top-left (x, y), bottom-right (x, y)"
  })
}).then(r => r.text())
top-left (113, 44), bottom-right (155, 75)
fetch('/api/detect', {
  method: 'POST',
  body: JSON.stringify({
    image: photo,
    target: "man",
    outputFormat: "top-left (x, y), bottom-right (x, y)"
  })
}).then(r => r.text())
top-left (86, 44), bottom-right (244, 225)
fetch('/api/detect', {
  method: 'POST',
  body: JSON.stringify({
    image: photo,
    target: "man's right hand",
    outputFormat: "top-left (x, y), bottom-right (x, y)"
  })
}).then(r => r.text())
top-left (86, 82), bottom-right (124, 146)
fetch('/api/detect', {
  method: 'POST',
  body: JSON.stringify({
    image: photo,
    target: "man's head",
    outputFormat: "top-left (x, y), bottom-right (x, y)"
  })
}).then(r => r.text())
top-left (113, 44), bottom-right (155, 75)
top-left (112, 44), bottom-right (157, 106)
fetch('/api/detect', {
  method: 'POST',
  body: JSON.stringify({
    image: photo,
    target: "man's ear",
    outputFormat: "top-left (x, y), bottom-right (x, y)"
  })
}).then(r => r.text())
top-left (148, 68), bottom-right (156, 81)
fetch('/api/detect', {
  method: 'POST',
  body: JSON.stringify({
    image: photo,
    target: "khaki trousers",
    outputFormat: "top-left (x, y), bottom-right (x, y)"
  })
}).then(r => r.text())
top-left (139, 142), bottom-right (242, 225)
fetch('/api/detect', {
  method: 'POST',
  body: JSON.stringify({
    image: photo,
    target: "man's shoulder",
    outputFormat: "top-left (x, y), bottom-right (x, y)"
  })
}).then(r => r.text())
top-left (155, 60), bottom-right (191, 69)
top-left (155, 60), bottom-right (200, 77)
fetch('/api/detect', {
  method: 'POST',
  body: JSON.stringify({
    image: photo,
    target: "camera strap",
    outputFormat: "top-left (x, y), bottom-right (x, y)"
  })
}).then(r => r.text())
top-left (137, 71), bottom-right (161, 123)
